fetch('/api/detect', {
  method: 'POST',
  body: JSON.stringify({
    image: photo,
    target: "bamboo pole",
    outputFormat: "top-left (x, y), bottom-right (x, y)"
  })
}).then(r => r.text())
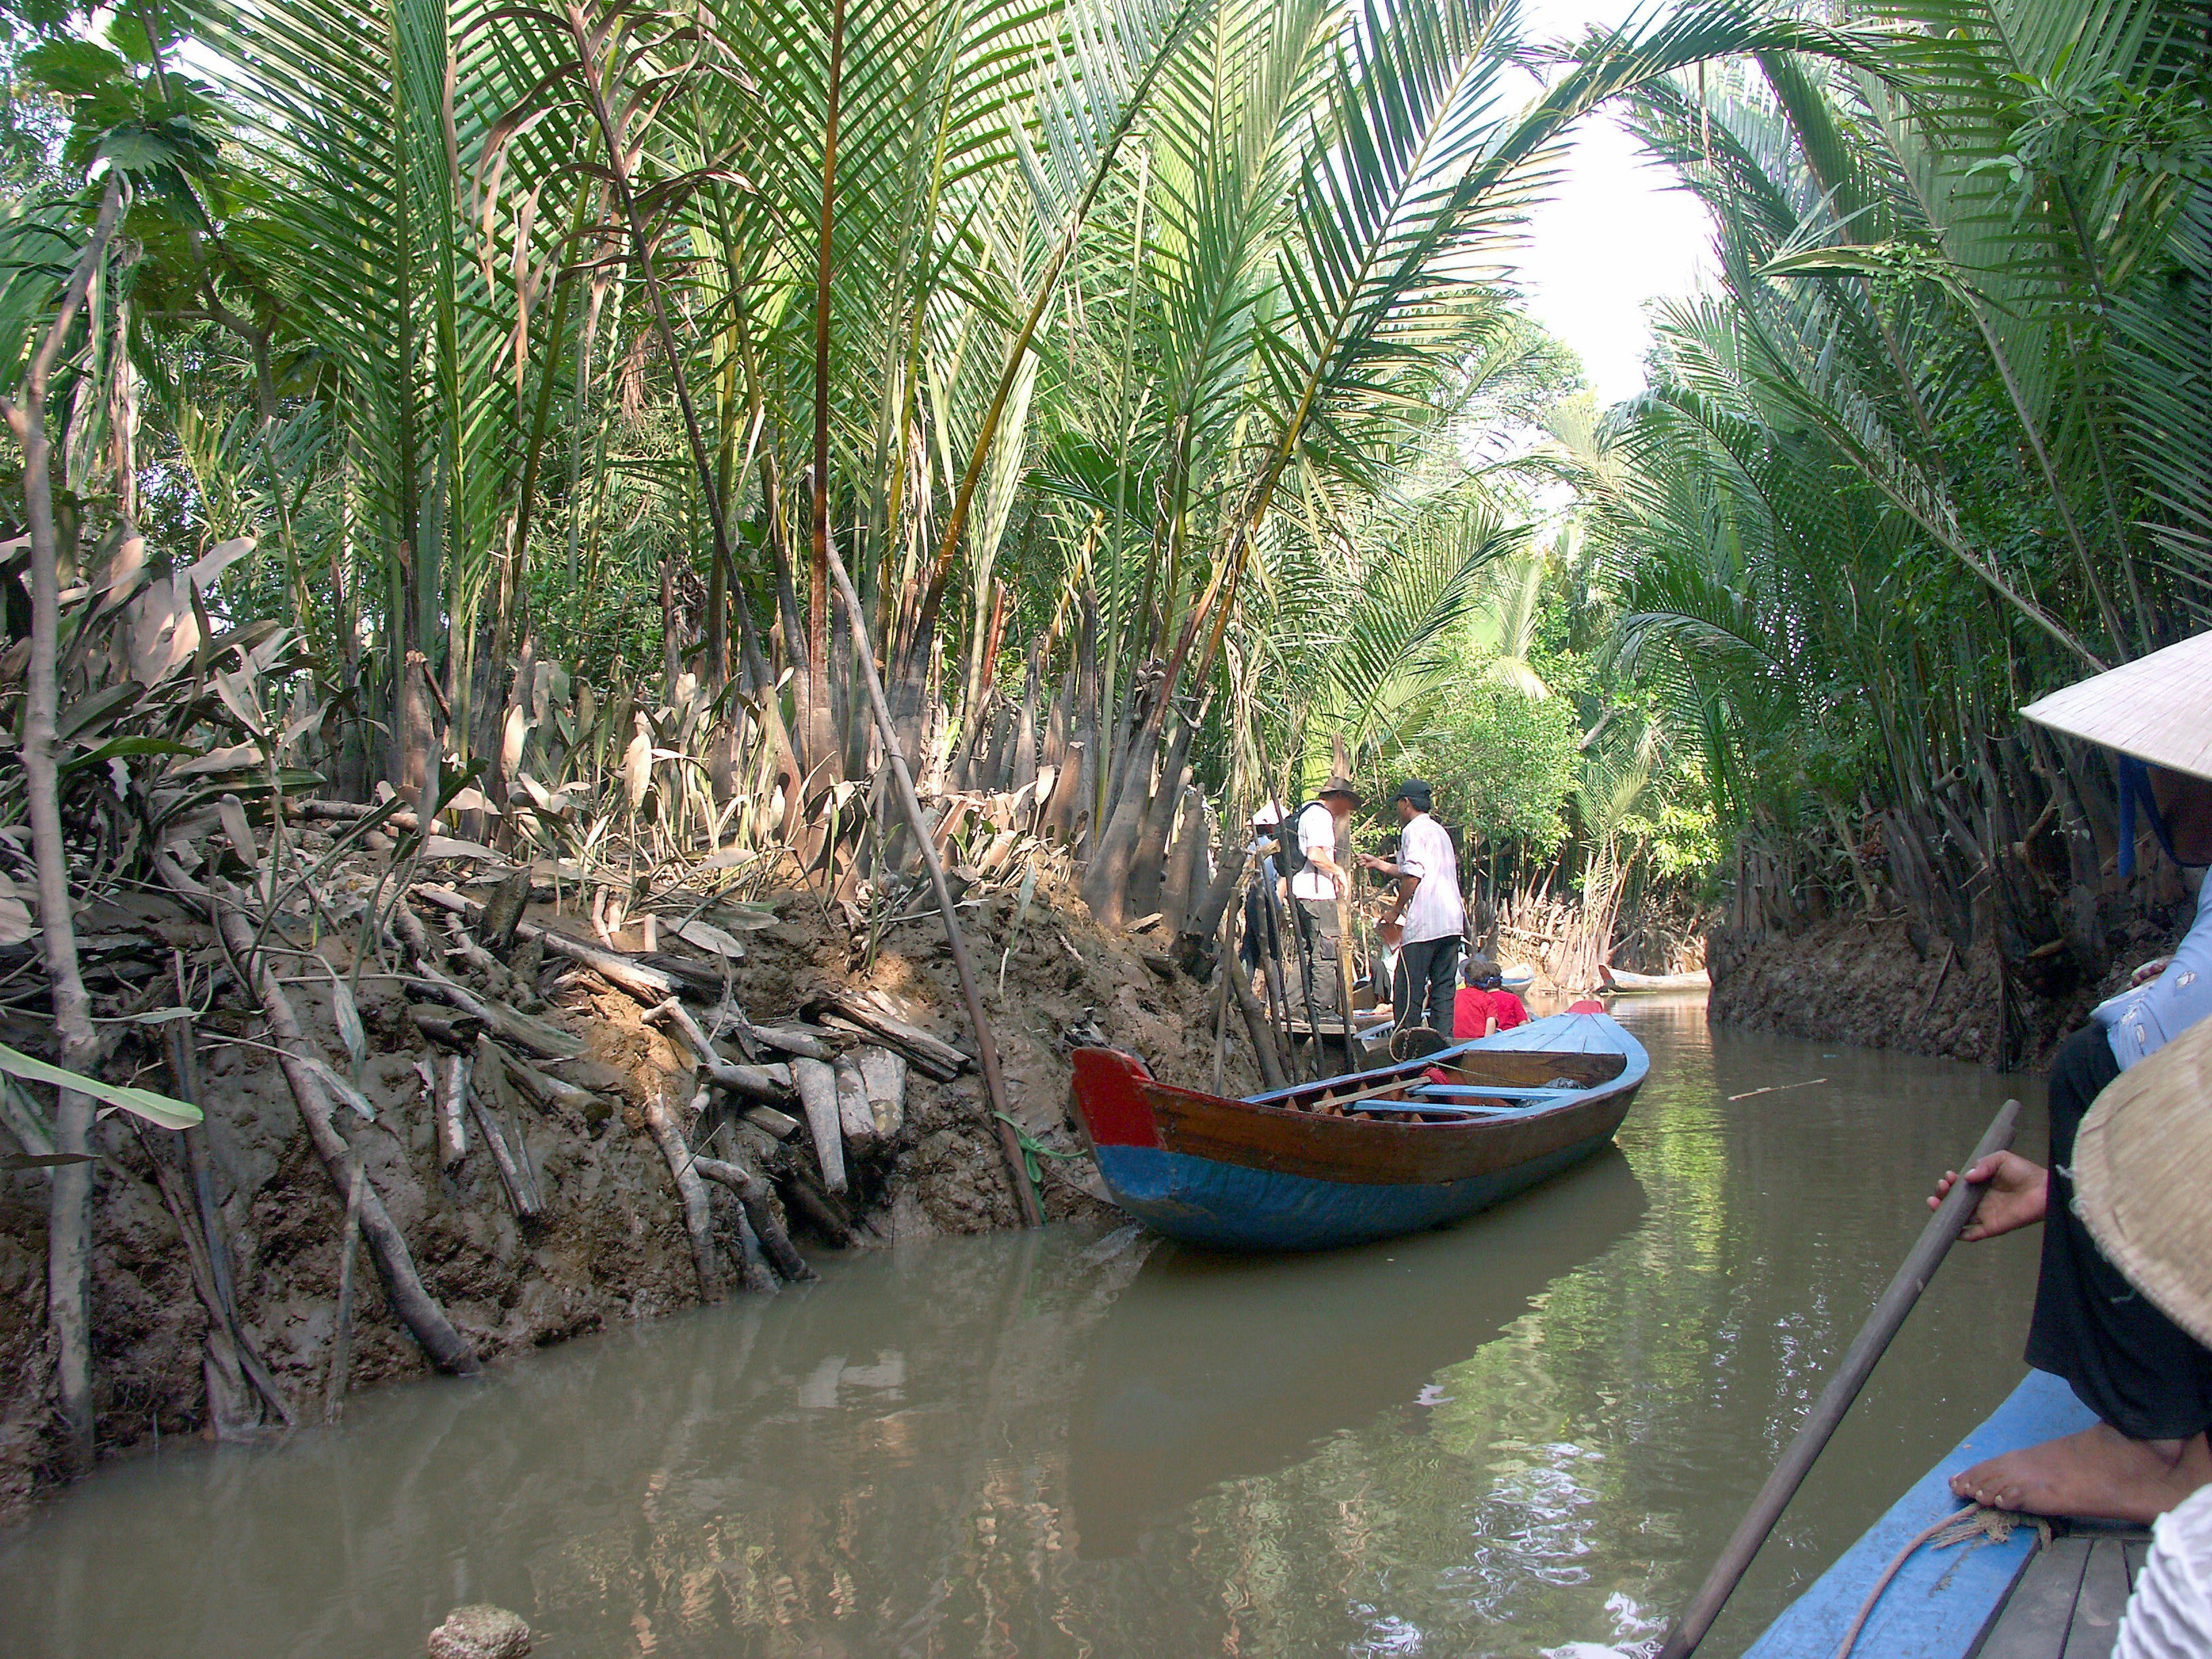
top-left (820, 539), bottom-right (1042, 1226)
top-left (1654, 1097), bottom-right (2022, 1658)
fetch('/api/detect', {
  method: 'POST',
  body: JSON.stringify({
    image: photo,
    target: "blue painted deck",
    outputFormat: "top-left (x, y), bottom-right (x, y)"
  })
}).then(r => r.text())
top-left (1091, 1136), bottom-right (1611, 1252)
top-left (1743, 1370), bottom-right (2096, 1658)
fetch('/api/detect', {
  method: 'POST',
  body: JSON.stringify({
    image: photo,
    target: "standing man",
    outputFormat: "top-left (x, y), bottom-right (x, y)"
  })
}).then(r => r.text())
top-left (1290, 777), bottom-right (1362, 1018)
top-left (1363, 779), bottom-right (1464, 1037)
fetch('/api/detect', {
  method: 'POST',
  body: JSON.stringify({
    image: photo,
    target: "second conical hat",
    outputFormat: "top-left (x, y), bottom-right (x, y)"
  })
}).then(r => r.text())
top-left (2073, 1013), bottom-right (2212, 1349)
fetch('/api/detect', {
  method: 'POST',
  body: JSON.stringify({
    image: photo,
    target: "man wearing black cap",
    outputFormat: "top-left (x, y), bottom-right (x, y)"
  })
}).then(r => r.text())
top-left (1362, 779), bottom-right (1464, 1037)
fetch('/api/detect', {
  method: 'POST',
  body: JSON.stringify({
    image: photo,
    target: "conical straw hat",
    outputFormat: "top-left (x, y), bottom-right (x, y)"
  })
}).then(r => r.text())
top-left (2073, 1012), bottom-right (2212, 1348)
top-left (2019, 632), bottom-right (2212, 781)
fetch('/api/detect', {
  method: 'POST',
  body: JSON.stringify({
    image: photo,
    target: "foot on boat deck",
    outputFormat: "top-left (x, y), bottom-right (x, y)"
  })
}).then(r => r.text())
top-left (1949, 1423), bottom-right (2212, 1525)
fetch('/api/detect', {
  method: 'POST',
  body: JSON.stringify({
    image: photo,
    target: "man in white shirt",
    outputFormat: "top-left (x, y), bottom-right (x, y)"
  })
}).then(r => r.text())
top-left (1290, 777), bottom-right (1362, 1015)
top-left (1361, 779), bottom-right (1464, 1036)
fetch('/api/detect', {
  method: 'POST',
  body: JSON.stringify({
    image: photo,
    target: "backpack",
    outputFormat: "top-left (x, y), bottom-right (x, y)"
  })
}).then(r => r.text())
top-left (1272, 801), bottom-right (1327, 883)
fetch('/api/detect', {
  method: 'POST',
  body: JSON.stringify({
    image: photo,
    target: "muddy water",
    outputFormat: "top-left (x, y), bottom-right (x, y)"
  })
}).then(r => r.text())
top-left (0, 999), bottom-right (2047, 1659)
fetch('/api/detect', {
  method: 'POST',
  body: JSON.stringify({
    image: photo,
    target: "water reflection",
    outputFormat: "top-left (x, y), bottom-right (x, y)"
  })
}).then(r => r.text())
top-left (1069, 1150), bottom-right (1646, 1556)
top-left (0, 1001), bottom-right (2043, 1659)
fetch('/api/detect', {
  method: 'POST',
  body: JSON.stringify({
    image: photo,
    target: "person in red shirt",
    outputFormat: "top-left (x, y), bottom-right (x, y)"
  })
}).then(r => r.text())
top-left (1452, 956), bottom-right (1529, 1039)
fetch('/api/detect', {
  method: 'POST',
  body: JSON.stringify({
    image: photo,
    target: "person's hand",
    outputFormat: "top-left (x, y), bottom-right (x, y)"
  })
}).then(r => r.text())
top-left (2130, 956), bottom-right (2171, 987)
top-left (1377, 919), bottom-right (1404, 947)
top-left (1929, 1152), bottom-right (2048, 1241)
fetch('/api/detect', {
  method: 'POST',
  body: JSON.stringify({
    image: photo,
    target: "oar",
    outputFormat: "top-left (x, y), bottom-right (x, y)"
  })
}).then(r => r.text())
top-left (1654, 1096), bottom-right (2022, 1659)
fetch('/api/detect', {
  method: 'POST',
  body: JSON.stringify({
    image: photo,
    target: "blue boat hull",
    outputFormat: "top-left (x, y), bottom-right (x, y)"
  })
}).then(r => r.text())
top-left (1092, 1134), bottom-right (1617, 1251)
top-left (1071, 1010), bottom-right (1648, 1252)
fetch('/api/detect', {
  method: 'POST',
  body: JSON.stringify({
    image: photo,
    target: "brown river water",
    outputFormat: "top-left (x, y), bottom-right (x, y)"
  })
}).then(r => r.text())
top-left (0, 998), bottom-right (2046, 1659)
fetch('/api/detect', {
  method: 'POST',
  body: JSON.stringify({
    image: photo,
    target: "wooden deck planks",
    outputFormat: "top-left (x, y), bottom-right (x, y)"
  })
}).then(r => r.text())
top-left (2059, 1537), bottom-right (2131, 1659)
top-left (1975, 1536), bottom-right (2089, 1659)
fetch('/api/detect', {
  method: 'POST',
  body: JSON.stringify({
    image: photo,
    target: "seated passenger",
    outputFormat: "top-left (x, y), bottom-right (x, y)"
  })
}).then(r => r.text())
top-left (1931, 644), bottom-right (2212, 1523)
top-left (1452, 957), bottom-right (1529, 1039)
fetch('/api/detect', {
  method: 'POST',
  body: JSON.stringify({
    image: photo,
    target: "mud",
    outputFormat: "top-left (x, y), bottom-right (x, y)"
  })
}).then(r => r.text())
top-left (0, 861), bottom-right (1254, 1524)
top-left (1706, 891), bottom-right (2192, 1070)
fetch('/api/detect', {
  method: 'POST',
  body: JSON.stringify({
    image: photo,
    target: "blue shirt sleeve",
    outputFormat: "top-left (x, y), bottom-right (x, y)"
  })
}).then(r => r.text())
top-left (2095, 876), bottom-right (2212, 1070)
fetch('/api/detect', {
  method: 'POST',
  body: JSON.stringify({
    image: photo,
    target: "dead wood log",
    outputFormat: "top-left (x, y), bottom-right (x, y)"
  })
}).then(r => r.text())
top-left (855, 1046), bottom-right (907, 1143)
top-left (402, 971), bottom-right (580, 1062)
top-left (781, 1168), bottom-right (857, 1246)
top-left (821, 538), bottom-right (1040, 1225)
top-left (690, 1154), bottom-right (816, 1282)
top-left (800, 987), bottom-right (967, 1080)
top-left (1228, 944), bottom-right (1288, 1092)
top-left (468, 1037), bottom-right (543, 1216)
top-left (434, 1049), bottom-right (470, 1169)
top-left (494, 1046), bottom-right (600, 1116)
top-left (323, 1147), bottom-right (365, 1422)
top-left (641, 1087), bottom-right (721, 1302)
top-left (160, 1012), bottom-right (293, 1425)
top-left (641, 999), bottom-right (797, 1104)
top-left (790, 1056), bottom-right (848, 1194)
top-left (834, 1055), bottom-right (876, 1159)
top-left (203, 888), bottom-right (479, 1373)
top-left (412, 884), bottom-right (718, 1002)
top-left (747, 1021), bottom-right (839, 1062)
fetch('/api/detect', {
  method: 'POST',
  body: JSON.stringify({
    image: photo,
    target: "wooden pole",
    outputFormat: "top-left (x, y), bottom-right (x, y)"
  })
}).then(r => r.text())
top-left (821, 539), bottom-right (1043, 1226)
top-left (1654, 1097), bottom-right (2022, 1658)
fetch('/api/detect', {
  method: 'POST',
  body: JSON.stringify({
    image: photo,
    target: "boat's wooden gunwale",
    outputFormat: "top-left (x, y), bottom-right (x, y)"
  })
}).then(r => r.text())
top-left (1130, 1069), bottom-right (1640, 1187)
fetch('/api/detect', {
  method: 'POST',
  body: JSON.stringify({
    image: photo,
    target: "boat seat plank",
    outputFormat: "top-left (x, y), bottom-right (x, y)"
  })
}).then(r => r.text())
top-left (1343, 1100), bottom-right (1522, 1119)
top-left (1411, 1084), bottom-right (1580, 1101)
top-left (1974, 1537), bottom-right (2089, 1659)
top-left (2058, 1538), bottom-right (2129, 1659)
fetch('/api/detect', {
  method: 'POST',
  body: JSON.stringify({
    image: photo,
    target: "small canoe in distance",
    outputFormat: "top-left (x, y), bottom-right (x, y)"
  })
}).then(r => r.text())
top-left (1599, 963), bottom-right (1711, 993)
top-left (1068, 1009), bottom-right (1649, 1252)
top-left (1500, 963), bottom-right (1536, 991)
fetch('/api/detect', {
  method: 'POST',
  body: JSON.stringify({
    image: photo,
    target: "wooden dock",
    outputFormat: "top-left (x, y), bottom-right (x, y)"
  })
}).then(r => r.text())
top-left (1970, 1523), bottom-right (2150, 1659)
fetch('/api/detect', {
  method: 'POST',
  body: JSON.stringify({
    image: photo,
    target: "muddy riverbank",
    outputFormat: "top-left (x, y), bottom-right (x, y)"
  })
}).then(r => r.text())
top-left (0, 861), bottom-right (1255, 1524)
top-left (1706, 888), bottom-right (2193, 1068)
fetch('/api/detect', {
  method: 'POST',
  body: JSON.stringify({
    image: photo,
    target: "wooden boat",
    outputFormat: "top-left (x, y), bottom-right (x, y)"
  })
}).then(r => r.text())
top-left (1599, 963), bottom-right (1710, 993)
top-left (1500, 963), bottom-right (1535, 991)
top-left (1743, 1369), bottom-right (2132, 1658)
top-left (1069, 1007), bottom-right (1648, 1251)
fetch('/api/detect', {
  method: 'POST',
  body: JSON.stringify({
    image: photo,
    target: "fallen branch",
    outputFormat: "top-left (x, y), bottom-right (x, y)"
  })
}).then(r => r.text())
top-left (801, 987), bottom-right (967, 1081)
top-left (198, 882), bottom-right (479, 1373)
top-left (690, 1154), bottom-right (815, 1282)
top-left (821, 539), bottom-right (1040, 1225)
top-left (790, 1056), bottom-right (848, 1195)
top-left (641, 999), bottom-right (796, 1103)
top-left (323, 1147), bottom-right (366, 1422)
top-left (639, 1086), bottom-right (720, 1302)
top-left (413, 884), bottom-right (717, 1002)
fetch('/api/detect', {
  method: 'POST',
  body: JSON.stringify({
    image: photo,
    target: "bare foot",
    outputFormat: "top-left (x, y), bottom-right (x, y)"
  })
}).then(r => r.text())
top-left (1950, 1425), bottom-right (2212, 1523)
top-left (1928, 1151), bottom-right (2048, 1240)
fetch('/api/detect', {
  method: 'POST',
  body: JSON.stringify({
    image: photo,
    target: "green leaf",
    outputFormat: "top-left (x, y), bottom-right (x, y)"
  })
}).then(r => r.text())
top-left (0, 1040), bottom-right (203, 1130)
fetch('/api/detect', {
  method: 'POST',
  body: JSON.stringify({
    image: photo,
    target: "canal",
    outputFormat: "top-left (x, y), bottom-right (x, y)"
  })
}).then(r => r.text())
top-left (0, 998), bottom-right (2044, 1658)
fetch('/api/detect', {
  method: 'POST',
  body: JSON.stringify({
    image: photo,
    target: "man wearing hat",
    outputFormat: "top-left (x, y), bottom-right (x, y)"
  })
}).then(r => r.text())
top-left (1289, 778), bottom-right (1362, 1017)
top-left (1361, 779), bottom-right (1464, 1037)
top-left (1931, 632), bottom-right (2212, 1524)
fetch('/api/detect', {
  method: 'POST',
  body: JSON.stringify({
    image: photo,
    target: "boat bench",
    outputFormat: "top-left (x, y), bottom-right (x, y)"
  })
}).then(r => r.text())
top-left (1410, 1084), bottom-right (1582, 1101)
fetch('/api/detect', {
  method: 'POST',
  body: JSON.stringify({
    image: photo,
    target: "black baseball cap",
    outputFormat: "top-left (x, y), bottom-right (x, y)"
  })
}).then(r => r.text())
top-left (1391, 778), bottom-right (1433, 809)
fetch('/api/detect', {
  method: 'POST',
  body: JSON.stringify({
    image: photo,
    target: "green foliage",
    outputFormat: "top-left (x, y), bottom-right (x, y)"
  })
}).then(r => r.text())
top-left (1404, 675), bottom-right (1580, 859)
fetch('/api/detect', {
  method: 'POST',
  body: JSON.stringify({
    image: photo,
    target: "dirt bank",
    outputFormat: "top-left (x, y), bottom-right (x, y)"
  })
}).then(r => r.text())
top-left (1706, 890), bottom-right (2193, 1069)
top-left (0, 855), bottom-right (1256, 1525)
